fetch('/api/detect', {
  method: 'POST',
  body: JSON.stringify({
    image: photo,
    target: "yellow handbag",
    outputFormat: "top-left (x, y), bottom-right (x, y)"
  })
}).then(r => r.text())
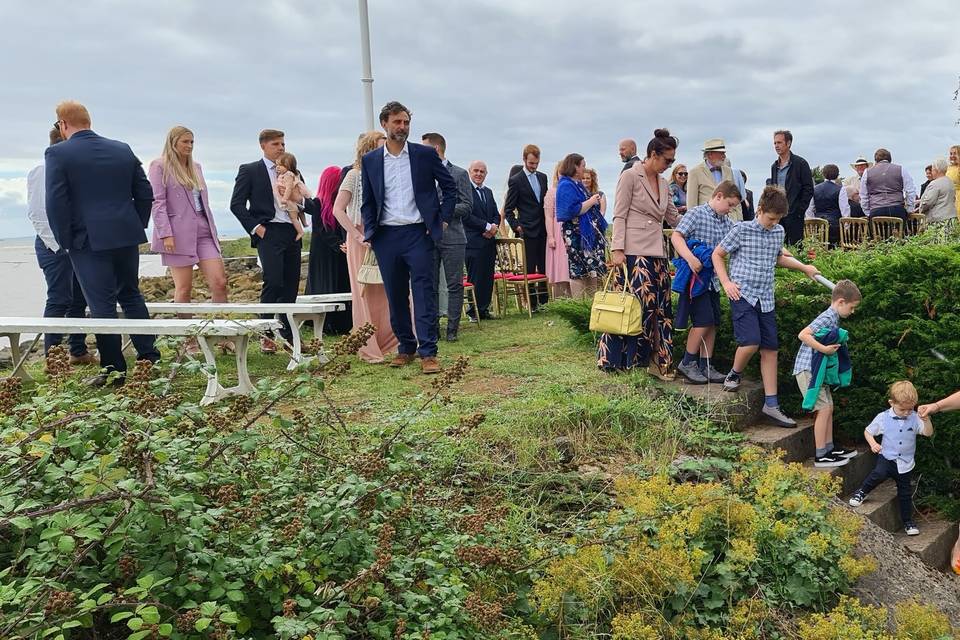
top-left (589, 265), bottom-right (643, 335)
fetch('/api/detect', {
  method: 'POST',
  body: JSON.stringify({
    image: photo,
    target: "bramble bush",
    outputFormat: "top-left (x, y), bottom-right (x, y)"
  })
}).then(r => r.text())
top-left (553, 230), bottom-right (960, 516)
top-left (0, 329), bottom-right (536, 640)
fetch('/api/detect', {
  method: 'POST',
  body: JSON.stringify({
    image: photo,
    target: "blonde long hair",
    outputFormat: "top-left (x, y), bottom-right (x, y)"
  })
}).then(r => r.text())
top-left (354, 131), bottom-right (386, 168)
top-left (583, 167), bottom-right (600, 194)
top-left (161, 126), bottom-right (203, 190)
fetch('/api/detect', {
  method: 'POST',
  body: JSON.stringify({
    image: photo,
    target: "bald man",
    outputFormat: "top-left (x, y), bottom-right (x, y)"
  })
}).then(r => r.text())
top-left (464, 161), bottom-right (500, 320)
top-left (619, 139), bottom-right (640, 173)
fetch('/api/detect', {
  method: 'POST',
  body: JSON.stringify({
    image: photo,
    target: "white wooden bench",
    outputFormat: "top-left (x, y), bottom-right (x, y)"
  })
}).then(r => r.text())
top-left (138, 302), bottom-right (345, 370)
top-left (296, 293), bottom-right (352, 305)
top-left (0, 317), bottom-right (280, 405)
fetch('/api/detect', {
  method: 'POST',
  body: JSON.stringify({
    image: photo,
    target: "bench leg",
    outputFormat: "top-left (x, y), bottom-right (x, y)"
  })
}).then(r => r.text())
top-left (286, 312), bottom-right (305, 371)
top-left (312, 313), bottom-right (328, 364)
top-left (198, 336), bottom-right (225, 406)
top-left (4, 333), bottom-right (35, 382)
top-left (233, 335), bottom-right (253, 394)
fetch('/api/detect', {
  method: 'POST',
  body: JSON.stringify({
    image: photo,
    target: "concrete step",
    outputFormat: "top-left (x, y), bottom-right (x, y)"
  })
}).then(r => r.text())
top-left (803, 448), bottom-right (876, 496)
top-left (894, 516), bottom-right (958, 572)
top-left (849, 481), bottom-right (902, 533)
top-left (675, 378), bottom-right (765, 431)
top-left (743, 418), bottom-right (814, 463)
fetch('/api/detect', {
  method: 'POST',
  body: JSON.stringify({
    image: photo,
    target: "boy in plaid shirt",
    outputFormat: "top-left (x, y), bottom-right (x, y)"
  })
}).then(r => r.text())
top-left (671, 180), bottom-right (741, 384)
top-left (712, 186), bottom-right (820, 428)
top-left (793, 279), bottom-right (862, 467)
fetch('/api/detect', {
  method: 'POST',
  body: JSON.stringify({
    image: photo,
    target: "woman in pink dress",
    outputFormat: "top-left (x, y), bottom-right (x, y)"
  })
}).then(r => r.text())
top-left (331, 131), bottom-right (398, 363)
top-left (544, 161), bottom-right (571, 298)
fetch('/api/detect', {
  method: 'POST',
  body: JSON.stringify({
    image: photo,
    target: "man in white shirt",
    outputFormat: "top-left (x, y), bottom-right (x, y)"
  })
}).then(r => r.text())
top-left (27, 125), bottom-right (95, 366)
top-left (359, 102), bottom-right (458, 374)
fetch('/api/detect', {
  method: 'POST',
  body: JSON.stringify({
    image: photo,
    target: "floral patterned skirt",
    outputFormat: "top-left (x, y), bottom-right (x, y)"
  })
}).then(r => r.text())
top-left (597, 256), bottom-right (673, 371)
top-left (563, 220), bottom-right (608, 280)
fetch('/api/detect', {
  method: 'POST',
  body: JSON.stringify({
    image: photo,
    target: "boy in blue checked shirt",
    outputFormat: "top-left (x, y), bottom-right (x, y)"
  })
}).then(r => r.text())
top-left (849, 381), bottom-right (933, 536)
top-left (671, 180), bottom-right (742, 385)
top-left (793, 279), bottom-right (862, 467)
top-left (712, 186), bottom-right (820, 428)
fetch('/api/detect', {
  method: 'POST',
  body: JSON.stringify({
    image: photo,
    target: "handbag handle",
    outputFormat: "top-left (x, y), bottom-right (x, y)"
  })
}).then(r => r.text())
top-left (600, 264), bottom-right (634, 300)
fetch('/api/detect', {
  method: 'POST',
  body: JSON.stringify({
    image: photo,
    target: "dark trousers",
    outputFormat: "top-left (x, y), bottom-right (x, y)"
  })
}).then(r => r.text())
top-left (69, 245), bottom-right (159, 374)
top-left (782, 214), bottom-right (804, 246)
top-left (868, 204), bottom-right (908, 222)
top-left (371, 224), bottom-right (438, 358)
top-left (435, 242), bottom-right (465, 332)
top-left (859, 456), bottom-right (913, 525)
top-left (466, 242), bottom-right (497, 316)
top-left (35, 237), bottom-right (89, 356)
top-left (523, 233), bottom-right (548, 308)
top-left (257, 223), bottom-right (302, 340)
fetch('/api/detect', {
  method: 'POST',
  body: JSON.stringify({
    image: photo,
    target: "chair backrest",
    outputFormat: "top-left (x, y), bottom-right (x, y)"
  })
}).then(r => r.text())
top-left (495, 238), bottom-right (526, 276)
top-left (839, 218), bottom-right (867, 249)
top-left (870, 216), bottom-right (904, 242)
top-left (803, 218), bottom-right (829, 245)
top-left (906, 213), bottom-right (926, 236)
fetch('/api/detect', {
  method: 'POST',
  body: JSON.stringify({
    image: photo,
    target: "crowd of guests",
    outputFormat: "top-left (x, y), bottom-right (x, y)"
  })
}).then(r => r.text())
top-left (25, 100), bottom-right (960, 387)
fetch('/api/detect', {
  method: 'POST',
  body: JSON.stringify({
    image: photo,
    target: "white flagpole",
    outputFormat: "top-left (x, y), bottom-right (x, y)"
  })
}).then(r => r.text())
top-left (358, 0), bottom-right (375, 131)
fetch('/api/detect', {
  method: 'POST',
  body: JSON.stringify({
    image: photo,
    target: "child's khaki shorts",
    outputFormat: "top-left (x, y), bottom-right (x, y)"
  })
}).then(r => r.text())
top-left (795, 371), bottom-right (833, 411)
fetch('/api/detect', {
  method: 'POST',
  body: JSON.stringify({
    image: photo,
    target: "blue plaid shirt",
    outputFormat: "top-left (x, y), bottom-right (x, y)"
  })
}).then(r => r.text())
top-left (717, 219), bottom-right (784, 312)
top-left (674, 204), bottom-right (735, 290)
top-left (792, 307), bottom-right (839, 374)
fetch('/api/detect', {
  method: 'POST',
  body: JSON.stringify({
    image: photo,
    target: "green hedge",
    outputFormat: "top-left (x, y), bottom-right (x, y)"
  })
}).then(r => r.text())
top-left (554, 231), bottom-right (960, 516)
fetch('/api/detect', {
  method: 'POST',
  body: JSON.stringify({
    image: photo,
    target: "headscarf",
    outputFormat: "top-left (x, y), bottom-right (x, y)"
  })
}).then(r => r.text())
top-left (317, 166), bottom-right (343, 230)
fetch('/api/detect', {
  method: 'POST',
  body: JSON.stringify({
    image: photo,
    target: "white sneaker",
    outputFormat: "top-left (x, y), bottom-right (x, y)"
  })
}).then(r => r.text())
top-left (761, 404), bottom-right (797, 428)
top-left (904, 522), bottom-right (920, 536)
top-left (848, 490), bottom-right (866, 507)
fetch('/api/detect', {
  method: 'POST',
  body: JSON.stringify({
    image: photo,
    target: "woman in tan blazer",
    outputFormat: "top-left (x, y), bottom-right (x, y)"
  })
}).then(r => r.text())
top-left (598, 129), bottom-right (680, 378)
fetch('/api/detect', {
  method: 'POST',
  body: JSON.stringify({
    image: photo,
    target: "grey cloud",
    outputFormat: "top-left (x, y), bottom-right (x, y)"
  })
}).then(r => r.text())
top-left (1, 0), bottom-right (958, 240)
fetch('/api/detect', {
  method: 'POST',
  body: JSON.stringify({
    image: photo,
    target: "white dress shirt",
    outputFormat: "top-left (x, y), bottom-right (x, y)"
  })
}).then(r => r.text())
top-left (473, 182), bottom-right (497, 232)
top-left (27, 164), bottom-right (59, 252)
top-left (859, 162), bottom-right (917, 215)
top-left (380, 142), bottom-right (422, 226)
top-left (839, 174), bottom-right (862, 218)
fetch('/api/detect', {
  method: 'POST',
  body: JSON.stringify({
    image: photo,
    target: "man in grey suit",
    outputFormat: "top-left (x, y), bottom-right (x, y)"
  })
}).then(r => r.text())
top-left (421, 133), bottom-right (473, 342)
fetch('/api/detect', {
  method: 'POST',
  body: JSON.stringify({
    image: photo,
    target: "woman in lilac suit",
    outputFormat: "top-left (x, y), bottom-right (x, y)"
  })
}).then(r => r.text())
top-left (149, 126), bottom-right (228, 304)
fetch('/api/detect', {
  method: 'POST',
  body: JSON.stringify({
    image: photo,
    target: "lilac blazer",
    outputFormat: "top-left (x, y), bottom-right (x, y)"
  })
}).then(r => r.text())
top-left (148, 159), bottom-right (221, 256)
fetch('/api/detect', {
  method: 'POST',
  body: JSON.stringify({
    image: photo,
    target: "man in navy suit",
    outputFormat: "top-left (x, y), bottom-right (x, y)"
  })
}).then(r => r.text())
top-left (361, 101), bottom-right (457, 374)
top-left (230, 129), bottom-right (320, 352)
top-left (464, 161), bottom-right (500, 321)
top-left (45, 101), bottom-right (160, 385)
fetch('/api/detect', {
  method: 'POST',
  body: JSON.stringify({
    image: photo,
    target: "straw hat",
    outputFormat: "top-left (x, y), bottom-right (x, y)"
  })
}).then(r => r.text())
top-left (850, 156), bottom-right (873, 170)
top-left (702, 138), bottom-right (727, 153)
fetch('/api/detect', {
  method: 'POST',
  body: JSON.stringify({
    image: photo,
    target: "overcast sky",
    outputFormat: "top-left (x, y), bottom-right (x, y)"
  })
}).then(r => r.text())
top-left (1, 0), bottom-right (958, 240)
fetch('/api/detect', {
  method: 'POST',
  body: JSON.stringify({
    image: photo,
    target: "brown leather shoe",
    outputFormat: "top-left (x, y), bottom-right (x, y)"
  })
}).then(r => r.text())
top-left (389, 353), bottom-right (416, 368)
top-left (69, 353), bottom-right (98, 366)
top-left (420, 356), bottom-right (441, 374)
top-left (647, 363), bottom-right (676, 382)
top-left (260, 337), bottom-right (278, 354)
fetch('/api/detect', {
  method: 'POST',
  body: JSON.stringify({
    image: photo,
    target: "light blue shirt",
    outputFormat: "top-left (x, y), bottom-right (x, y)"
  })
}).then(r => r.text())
top-left (866, 409), bottom-right (926, 473)
top-left (717, 219), bottom-right (785, 312)
top-left (776, 162), bottom-right (791, 188)
top-left (525, 168), bottom-right (541, 202)
top-left (707, 161), bottom-right (723, 184)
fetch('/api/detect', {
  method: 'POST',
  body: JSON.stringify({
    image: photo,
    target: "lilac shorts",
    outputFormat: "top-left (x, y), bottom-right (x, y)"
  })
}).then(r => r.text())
top-left (161, 215), bottom-right (221, 267)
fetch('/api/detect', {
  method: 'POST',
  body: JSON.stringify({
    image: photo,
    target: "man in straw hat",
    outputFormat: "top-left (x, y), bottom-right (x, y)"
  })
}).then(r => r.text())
top-left (687, 138), bottom-right (742, 221)
top-left (840, 155), bottom-right (872, 218)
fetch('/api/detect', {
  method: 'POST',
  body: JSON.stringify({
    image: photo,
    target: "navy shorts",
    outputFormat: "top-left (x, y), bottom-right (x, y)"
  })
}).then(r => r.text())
top-left (675, 289), bottom-right (721, 329)
top-left (731, 298), bottom-right (778, 350)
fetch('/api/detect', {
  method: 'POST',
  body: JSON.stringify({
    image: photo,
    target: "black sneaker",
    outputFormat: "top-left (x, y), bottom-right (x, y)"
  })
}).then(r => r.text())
top-left (722, 371), bottom-right (741, 392)
top-left (814, 452), bottom-right (850, 468)
top-left (904, 522), bottom-right (920, 536)
top-left (848, 490), bottom-right (866, 507)
top-left (830, 446), bottom-right (858, 459)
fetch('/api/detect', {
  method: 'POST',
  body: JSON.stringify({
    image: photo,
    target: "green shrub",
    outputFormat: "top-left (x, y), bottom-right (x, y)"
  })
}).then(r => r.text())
top-left (552, 232), bottom-right (960, 516)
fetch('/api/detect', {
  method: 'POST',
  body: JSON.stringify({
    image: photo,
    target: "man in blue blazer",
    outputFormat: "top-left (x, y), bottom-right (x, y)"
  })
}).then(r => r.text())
top-left (464, 160), bottom-right (500, 321)
top-left (45, 101), bottom-right (159, 384)
top-left (361, 101), bottom-right (457, 374)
